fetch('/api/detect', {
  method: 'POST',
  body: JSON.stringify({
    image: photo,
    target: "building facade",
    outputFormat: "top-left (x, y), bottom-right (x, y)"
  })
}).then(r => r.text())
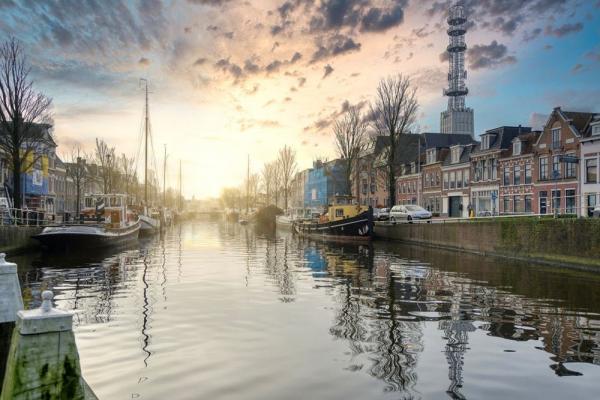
top-left (441, 144), bottom-right (474, 217)
top-left (532, 108), bottom-right (591, 216)
top-left (498, 132), bottom-right (538, 215)
top-left (304, 159), bottom-right (347, 210)
top-left (579, 115), bottom-right (600, 216)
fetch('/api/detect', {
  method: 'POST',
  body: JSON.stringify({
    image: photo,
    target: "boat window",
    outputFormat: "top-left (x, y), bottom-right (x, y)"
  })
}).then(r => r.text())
top-left (335, 209), bottom-right (344, 218)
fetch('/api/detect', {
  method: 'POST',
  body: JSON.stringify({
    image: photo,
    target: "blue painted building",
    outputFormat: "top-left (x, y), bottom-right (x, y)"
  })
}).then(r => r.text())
top-left (304, 159), bottom-right (348, 209)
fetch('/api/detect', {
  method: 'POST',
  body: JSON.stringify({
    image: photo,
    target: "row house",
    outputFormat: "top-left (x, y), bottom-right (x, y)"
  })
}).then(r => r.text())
top-left (441, 143), bottom-right (475, 217)
top-left (498, 132), bottom-right (538, 215)
top-left (397, 161), bottom-right (420, 206)
top-left (289, 169), bottom-right (309, 209)
top-left (470, 126), bottom-right (531, 216)
top-left (533, 108), bottom-right (592, 216)
top-left (396, 133), bottom-right (474, 215)
top-left (304, 159), bottom-right (348, 210)
top-left (580, 115), bottom-right (600, 216)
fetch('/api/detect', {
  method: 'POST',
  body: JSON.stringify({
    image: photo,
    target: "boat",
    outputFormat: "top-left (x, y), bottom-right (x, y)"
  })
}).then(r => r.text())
top-left (139, 209), bottom-right (161, 234)
top-left (32, 194), bottom-right (140, 251)
top-left (293, 196), bottom-right (373, 241)
top-left (276, 208), bottom-right (319, 230)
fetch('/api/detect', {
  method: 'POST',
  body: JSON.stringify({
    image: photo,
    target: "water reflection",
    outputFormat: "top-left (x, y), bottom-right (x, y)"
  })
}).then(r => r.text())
top-left (7, 221), bottom-right (600, 399)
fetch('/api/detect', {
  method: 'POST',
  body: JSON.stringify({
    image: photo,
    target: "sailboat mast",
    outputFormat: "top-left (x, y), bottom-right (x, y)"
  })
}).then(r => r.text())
top-left (179, 159), bottom-right (182, 211)
top-left (144, 81), bottom-right (149, 205)
top-left (163, 144), bottom-right (167, 207)
top-left (246, 154), bottom-right (249, 214)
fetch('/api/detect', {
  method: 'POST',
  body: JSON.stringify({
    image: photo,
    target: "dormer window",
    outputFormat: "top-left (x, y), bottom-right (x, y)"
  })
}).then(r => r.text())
top-left (513, 140), bottom-right (521, 156)
top-left (410, 162), bottom-right (416, 174)
top-left (451, 146), bottom-right (461, 164)
top-left (592, 122), bottom-right (600, 136)
top-left (426, 149), bottom-right (437, 164)
top-left (481, 134), bottom-right (494, 150)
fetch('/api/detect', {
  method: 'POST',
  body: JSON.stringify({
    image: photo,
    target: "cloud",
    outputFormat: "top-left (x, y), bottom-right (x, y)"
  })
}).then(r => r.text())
top-left (360, 5), bottom-right (405, 32)
top-left (467, 40), bottom-right (517, 70)
top-left (213, 58), bottom-right (243, 81)
top-left (188, 0), bottom-right (233, 6)
top-left (571, 63), bottom-right (583, 74)
top-left (310, 35), bottom-right (361, 63)
top-left (544, 22), bottom-right (583, 37)
top-left (522, 27), bottom-right (542, 42)
top-left (303, 99), bottom-right (366, 133)
top-left (138, 57), bottom-right (150, 66)
top-left (322, 64), bottom-right (334, 79)
top-left (193, 57), bottom-right (208, 66)
top-left (585, 50), bottom-right (600, 62)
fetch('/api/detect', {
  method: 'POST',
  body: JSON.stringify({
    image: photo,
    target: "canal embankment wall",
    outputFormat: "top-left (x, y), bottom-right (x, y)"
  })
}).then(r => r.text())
top-left (0, 226), bottom-right (41, 254)
top-left (375, 218), bottom-right (600, 271)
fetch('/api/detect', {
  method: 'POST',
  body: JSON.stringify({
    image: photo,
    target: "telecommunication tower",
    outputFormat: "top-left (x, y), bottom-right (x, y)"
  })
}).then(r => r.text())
top-left (440, 4), bottom-right (474, 137)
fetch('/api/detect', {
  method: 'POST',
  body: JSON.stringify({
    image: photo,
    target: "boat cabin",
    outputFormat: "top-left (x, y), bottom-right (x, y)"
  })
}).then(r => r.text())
top-left (327, 195), bottom-right (369, 222)
top-left (82, 194), bottom-right (134, 228)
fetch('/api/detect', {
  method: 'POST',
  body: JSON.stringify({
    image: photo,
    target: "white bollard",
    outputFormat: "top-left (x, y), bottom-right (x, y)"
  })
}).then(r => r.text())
top-left (0, 253), bottom-right (24, 324)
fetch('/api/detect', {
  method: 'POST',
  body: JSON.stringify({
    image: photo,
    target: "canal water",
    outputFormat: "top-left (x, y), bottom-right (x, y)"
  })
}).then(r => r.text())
top-left (7, 220), bottom-right (600, 399)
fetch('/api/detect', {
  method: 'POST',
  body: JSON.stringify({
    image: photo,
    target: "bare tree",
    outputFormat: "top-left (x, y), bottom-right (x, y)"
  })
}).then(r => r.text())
top-left (333, 106), bottom-right (368, 201)
top-left (370, 74), bottom-right (418, 207)
top-left (95, 138), bottom-right (116, 193)
top-left (277, 145), bottom-right (297, 210)
top-left (119, 153), bottom-right (136, 199)
top-left (0, 38), bottom-right (53, 209)
top-left (261, 162), bottom-right (276, 206)
top-left (65, 145), bottom-right (88, 217)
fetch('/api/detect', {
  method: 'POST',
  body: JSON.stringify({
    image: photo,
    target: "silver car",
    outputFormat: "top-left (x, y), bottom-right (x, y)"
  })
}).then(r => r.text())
top-left (389, 205), bottom-right (432, 223)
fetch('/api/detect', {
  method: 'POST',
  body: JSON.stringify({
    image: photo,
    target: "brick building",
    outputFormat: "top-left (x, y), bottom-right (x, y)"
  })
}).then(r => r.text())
top-left (580, 115), bottom-right (600, 216)
top-left (470, 126), bottom-right (531, 216)
top-left (498, 132), bottom-right (539, 215)
top-left (441, 143), bottom-right (476, 217)
top-left (532, 108), bottom-right (593, 216)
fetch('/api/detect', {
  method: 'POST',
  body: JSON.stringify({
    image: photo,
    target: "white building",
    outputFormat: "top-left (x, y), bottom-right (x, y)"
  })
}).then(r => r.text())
top-left (580, 115), bottom-right (600, 217)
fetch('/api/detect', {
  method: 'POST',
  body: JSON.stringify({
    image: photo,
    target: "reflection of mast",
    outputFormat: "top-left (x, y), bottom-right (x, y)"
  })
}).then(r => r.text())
top-left (141, 254), bottom-right (152, 366)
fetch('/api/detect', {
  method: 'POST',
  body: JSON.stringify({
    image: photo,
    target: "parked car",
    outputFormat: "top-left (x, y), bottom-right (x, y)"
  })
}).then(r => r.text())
top-left (593, 205), bottom-right (600, 218)
top-left (376, 208), bottom-right (390, 221)
top-left (389, 205), bottom-right (432, 223)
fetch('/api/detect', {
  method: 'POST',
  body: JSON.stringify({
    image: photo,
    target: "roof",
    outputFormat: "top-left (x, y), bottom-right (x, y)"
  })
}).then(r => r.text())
top-left (420, 132), bottom-right (475, 150)
top-left (504, 131), bottom-right (540, 157)
top-left (472, 126), bottom-right (532, 155)
top-left (373, 134), bottom-right (421, 165)
top-left (0, 121), bottom-right (56, 147)
top-left (442, 143), bottom-right (477, 166)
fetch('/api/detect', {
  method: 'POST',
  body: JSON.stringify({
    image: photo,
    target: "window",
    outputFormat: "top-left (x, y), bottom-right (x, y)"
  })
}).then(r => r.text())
top-left (587, 194), bottom-right (597, 217)
top-left (565, 158), bottom-right (577, 178)
top-left (463, 170), bottom-right (469, 187)
top-left (443, 173), bottom-right (449, 190)
top-left (524, 195), bottom-right (532, 213)
top-left (451, 147), bottom-right (461, 164)
top-left (540, 191), bottom-right (548, 214)
top-left (539, 157), bottom-right (548, 180)
top-left (525, 163), bottom-right (531, 185)
top-left (503, 167), bottom-right (510, 186)
top-left (514, 165), bottom-right (521, 186)
top-left (552, 189), bottom-right (561, 213)
top-left (474, 161), bottom-right (482, 181)
top-left (457, 170), bottom-right (463, 189)
top-left (483, 159), bottom-right (488, 180)
top-left (427, 149), bottom-right (437, 164)
top-left (491, 159), bottom-right (498, 180)
top-left (586, 158), bottom-right (597, 184)
top-left (552, 156), bottom-right (561, 179)
top-left (551, 128), bottom-right (561, 149)
top-left (503, 197), bottom-right (510, 214)
top-left (514, 195), bottom-right (521, 213)
top-left (565, 189), bottom-right (576, 214)
top-left (513, 140), bottom-right (521, 156)
top-left (593, 124), bottom-right (600, 135)
top-left (450, 171), bottom-right (456, 189)
top-left (481, 135), bottom-right (489, 150)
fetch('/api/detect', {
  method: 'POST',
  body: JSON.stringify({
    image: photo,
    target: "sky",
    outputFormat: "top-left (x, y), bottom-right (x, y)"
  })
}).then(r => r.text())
top-left (1, 0), bottom-right (599, 198)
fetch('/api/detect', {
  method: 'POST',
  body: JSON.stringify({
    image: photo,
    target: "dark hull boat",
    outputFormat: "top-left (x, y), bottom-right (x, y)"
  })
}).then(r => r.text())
top-left (32, 220), bottom-right (141, 251)
top-left (294, 209), bottom-right (373, 242)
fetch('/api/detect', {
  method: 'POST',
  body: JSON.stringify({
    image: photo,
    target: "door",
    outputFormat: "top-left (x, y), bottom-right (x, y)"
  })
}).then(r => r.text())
top-left (449, 196), bottom-right (462, 218)
top-left (540, 197), bottom-right (547, 215)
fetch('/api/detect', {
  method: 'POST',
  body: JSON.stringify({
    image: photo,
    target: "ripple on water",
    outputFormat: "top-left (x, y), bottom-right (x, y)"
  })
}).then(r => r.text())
top-left (12, 221), bottom-right (600, 400)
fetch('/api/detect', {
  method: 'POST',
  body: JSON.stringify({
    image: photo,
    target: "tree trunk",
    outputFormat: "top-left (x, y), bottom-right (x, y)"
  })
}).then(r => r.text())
top-left (12, 155), bottom-right (21, 210)
top-left (76, 183), bottom-right (81, 217)
top-left (284, 187), bottom-right (288, 210)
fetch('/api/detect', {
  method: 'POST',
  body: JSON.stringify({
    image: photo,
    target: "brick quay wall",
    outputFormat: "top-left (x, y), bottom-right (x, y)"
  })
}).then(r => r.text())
top-left (375, 218), bottom-right (600, 271)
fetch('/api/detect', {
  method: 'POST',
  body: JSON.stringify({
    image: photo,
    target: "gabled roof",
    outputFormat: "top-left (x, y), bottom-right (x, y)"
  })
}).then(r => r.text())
top-left (536, 107), bottom-right (596, 145)
top-left (421, 132), bottom-right (475, 150)
top-left (504, 131), bottom-right (540, 157)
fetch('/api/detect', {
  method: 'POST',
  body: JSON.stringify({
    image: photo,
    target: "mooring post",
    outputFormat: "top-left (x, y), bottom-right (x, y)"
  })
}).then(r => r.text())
top-left (0, 290), bottom-right (89, 400)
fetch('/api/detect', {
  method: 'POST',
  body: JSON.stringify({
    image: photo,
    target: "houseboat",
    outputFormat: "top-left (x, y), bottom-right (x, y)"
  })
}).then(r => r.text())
top-left (294, 196), bottom-right (373, 241)
top-left (276, 208), bottom-right (320, 230)
top-left (32, 194), bottom-right (140, 251)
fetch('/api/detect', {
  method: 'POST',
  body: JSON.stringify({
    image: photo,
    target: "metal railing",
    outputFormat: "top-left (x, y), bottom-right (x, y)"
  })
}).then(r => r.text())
top-left (0, 207), bottom-right (56, 227)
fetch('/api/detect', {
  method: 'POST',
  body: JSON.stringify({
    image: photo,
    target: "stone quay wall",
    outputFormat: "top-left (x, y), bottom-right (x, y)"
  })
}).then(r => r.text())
top-left (0, 226), bottom-right (42, 254)
top-left (375, 218), bottom-right (600, 270)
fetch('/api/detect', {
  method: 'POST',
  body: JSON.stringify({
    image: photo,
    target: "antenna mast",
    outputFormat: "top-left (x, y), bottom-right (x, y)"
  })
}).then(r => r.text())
top-left (140, 78), bottom-right (149, 205)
